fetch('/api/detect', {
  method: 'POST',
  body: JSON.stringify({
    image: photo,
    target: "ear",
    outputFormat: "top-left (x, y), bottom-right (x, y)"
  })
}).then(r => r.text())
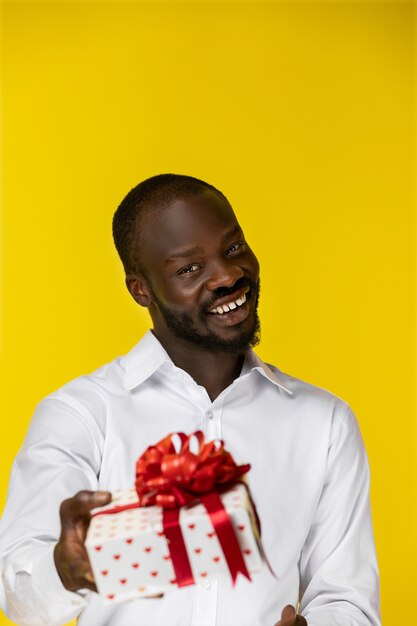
top-left (125, 274), bottom-right (153, 308)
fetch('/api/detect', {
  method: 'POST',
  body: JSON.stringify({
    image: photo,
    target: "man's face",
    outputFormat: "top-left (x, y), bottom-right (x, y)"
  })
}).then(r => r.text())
top-left (135, 190), bottom-right (261, 353)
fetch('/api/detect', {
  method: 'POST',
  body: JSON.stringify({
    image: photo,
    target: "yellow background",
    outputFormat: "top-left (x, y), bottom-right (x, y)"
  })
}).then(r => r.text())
top-left (0, 1), bottom-right (415, 624)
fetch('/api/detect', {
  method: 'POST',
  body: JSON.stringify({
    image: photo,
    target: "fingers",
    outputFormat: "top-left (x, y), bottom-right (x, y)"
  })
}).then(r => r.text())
top-left (54, 536), bottom-right (97, 592)
top-left (55, 490), bottom-right (111, 592)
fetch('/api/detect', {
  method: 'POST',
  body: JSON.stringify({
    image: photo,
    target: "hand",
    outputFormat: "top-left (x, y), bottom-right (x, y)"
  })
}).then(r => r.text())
top-left (274, 605), bottom-right (308, 626)
top-left (54, 490), bottom-right (112, 592)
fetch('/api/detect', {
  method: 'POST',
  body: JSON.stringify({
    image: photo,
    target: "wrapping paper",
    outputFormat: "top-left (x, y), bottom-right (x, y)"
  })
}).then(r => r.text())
top-left (86, 483), bottom-right (263, 603)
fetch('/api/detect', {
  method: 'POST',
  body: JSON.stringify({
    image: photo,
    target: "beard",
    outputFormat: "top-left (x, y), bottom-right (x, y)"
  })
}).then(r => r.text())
top-left (152, 278), bottom-right (261, 354)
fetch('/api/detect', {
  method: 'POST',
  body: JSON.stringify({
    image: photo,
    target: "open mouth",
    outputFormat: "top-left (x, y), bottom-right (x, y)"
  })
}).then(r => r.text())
top-left (209, 291), bottom-right (249, 315)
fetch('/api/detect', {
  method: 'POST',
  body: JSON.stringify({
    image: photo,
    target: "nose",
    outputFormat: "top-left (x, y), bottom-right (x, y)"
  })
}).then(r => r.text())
top-left (205, 258), bottom-right (245, 292)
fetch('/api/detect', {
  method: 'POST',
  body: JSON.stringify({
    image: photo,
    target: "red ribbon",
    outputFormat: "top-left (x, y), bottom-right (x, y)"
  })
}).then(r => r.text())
top-left (93, 432), bottom-right (253, 587)
top-left (200, 491), bottom-right (251, 584)
top-left (162, 508), bottom-right (194, 587)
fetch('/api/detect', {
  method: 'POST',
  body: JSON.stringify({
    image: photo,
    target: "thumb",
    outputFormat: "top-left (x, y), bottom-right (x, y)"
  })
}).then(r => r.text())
top-left (274, 605), bottom-right (297, 626)
top-left (60, 491), bottom-right (111, 527)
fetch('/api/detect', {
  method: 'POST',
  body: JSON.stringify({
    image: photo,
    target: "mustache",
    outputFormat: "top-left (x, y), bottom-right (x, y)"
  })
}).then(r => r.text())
top-left (202, 276), bottom-right (259, 312)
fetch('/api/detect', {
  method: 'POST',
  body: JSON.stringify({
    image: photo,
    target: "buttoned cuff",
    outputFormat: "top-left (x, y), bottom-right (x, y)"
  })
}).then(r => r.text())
top-left (31, 545), bottom-right (89, 624)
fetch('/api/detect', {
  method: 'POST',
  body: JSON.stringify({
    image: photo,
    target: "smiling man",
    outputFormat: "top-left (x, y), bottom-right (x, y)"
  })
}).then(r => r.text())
top-left (0, 174), bottom-right (380, 626)
top-left (122, 185), bottom-right (262, 401)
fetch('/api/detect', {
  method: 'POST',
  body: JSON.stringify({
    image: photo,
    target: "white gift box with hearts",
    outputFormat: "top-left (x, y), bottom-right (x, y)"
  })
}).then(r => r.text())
top-left (85, 483), bottom-right (263, 603)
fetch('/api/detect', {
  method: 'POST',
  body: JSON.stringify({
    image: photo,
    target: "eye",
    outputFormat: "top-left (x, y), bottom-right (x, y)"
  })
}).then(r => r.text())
top-left (177, 263), bottom-right (201, 275)
top-left (227, 241), bottom-right (245, 255)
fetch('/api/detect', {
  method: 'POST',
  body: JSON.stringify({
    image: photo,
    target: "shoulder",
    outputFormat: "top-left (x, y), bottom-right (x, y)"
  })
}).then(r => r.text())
top-left (265, 362), bottom-right (358, 434)
top-left (269, 364), bottom-right (340, 400)
top-left (33, 350), bottom-right (129, 437)
top-left (35, 330), bottom-right (159, 430)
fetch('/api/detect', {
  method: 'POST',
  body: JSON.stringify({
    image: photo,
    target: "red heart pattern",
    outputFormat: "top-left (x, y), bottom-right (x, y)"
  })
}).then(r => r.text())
top-left (90, 486), bottom-right (255, 600)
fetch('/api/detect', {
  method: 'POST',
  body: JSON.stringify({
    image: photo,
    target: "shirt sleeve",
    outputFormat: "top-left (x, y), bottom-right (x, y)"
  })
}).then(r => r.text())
top-left (298, 402), bottom-right (381, 626)
top-left (0, 395), bottom-right (103, 626)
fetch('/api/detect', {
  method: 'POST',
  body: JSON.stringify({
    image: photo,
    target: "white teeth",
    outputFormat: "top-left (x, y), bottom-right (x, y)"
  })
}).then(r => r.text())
top-left (210, 291), bottom-right (248, 314)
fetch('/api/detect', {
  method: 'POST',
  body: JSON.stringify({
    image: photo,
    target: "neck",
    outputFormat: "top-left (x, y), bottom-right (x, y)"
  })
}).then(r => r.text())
top-left (152, 330), bottom-right (245, 401)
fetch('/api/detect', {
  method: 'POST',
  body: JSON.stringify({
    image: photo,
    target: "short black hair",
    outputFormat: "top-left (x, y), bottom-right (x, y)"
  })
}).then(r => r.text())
top-left (112, 173), bottom-right (228, 275)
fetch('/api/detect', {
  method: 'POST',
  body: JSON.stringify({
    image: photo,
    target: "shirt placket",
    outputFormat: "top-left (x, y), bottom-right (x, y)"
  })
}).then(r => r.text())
top-left (201, 405), bottom-right (222, 441)
top-left (177, 373), bottom-right (243, 626)
top-left (189, 392), bottom-right (227, 625)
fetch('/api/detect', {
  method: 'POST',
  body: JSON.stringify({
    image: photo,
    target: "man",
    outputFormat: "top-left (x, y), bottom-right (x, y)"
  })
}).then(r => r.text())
top-left (0, 174), bottom-right (380, 626)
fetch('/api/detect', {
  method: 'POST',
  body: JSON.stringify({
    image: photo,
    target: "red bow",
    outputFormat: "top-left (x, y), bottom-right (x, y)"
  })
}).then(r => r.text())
top-left (135, 431), bottom-right (251, 508)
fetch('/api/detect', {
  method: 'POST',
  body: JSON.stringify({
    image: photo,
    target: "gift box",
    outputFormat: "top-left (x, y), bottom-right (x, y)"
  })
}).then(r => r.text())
top-left (85, 431), bottom-right (264, 604)
top-left (86, 483), bottom-right (263, 603)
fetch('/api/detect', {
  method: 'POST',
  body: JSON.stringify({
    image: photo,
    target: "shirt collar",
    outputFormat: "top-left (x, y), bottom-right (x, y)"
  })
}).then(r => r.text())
top-left (124, 330), bottom-right (173, 390)
top-left (123, 330), bottom-right (293, 395)
top-left (241, 349), bottom-right (293, 395)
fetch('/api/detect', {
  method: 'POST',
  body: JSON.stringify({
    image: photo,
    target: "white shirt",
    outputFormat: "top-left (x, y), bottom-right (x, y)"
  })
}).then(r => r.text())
top-left (0, 331), bottom-right (380, 626)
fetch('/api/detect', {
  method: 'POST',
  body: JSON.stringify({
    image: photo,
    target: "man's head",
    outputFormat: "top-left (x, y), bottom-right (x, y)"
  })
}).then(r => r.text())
top-left (112, 174), bottom-right (260, 354)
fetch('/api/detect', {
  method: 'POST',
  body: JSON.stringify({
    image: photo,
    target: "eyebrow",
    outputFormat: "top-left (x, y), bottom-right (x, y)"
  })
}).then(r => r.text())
top-left (167, 246), bottom-right (204, 261)
top-left (165, 225), bottom-right (243, 264)
top-left (221, 224), bottom-right (242, 243)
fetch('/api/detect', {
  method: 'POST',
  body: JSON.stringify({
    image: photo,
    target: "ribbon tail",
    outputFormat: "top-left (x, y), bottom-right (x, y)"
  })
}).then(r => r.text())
top-left (247, 492), bottom-right (277, 581)
top-left (238, 481), bottom-right (277, 581)
top-left (163, 508), bottom-right (195, 588)
top-left (201, 491), bottom-right (251, 585)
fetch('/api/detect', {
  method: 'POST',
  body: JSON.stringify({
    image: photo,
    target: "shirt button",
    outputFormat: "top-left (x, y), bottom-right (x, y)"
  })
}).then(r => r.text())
top-left (202, 580), bottom-right (211, 590)
top-left (207, 411), bottom-right (213, 419)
